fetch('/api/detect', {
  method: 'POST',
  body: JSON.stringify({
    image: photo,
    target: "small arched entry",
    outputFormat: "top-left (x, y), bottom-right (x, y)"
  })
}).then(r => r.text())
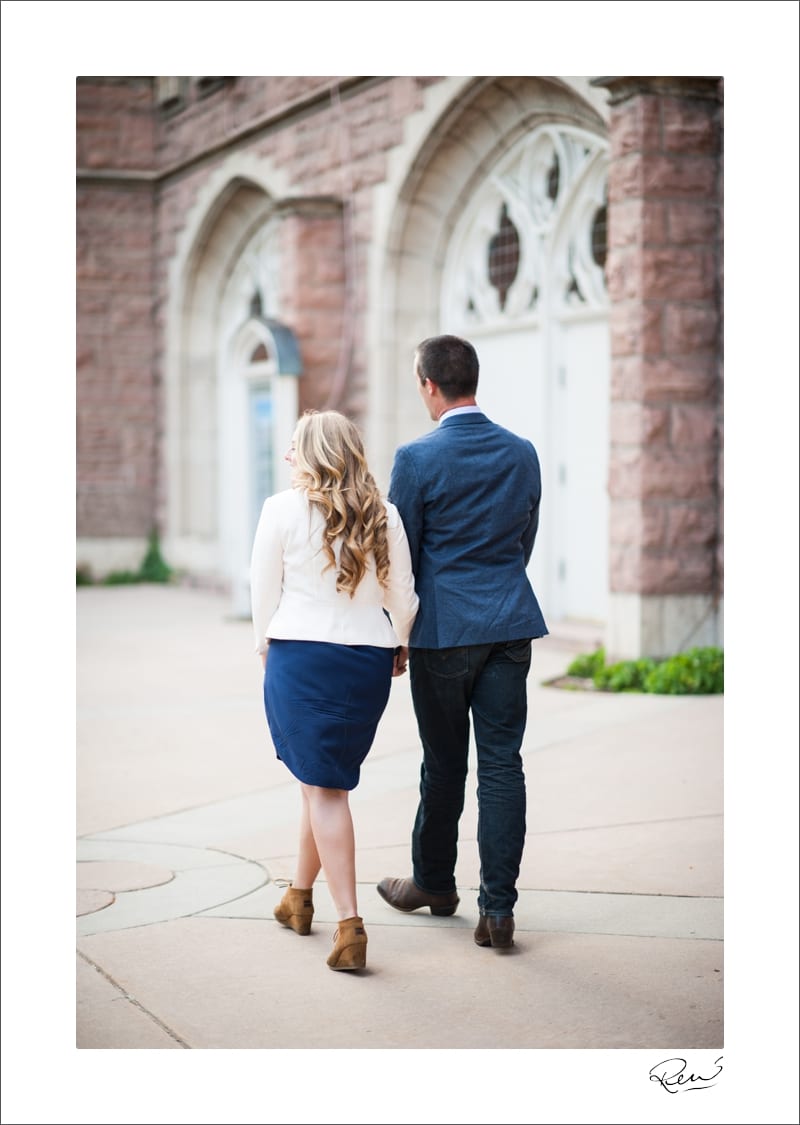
top-left (219, 228), bottom-right (303, 616)
top-left (164, 182), bottom-right (303, 615)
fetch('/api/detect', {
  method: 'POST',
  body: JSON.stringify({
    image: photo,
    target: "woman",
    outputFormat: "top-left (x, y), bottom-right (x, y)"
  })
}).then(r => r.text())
top-left (250, 410), bottom-right (418, 971)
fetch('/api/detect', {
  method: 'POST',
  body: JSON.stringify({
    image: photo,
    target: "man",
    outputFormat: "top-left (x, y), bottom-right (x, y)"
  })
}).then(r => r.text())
top-left (377, 334), bottom-right (548, 949)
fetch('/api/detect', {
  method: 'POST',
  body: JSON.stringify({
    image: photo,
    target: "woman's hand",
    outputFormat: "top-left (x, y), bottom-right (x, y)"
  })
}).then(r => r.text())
top-left (392, 646), bottom-right (409, 677)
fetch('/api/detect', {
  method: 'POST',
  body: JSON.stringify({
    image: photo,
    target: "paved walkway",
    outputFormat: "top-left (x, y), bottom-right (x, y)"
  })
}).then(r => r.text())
top-left (31, 585), bottom-right (742, 1120)
top-left (75, 584), bottom-right (723, 1055)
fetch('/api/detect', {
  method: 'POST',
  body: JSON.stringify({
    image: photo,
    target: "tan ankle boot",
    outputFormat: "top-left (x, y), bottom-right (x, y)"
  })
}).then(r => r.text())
top-left (327, 915), bottom-right (367, 970)
top-left (273, 885), bottom-right (314, 935)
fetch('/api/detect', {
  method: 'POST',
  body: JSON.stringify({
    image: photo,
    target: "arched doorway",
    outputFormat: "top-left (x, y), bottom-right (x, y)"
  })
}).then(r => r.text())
top-left (217, 220), bottom-right (302, 616)
top-left (162, 166), bottom-right (301, 612)
top-left (441, 124), bottom-right (610, 623)
top-left (371, 77), bottom-right (610, 628)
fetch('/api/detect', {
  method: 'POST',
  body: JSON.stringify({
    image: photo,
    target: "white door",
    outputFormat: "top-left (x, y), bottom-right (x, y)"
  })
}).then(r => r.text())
top-left (552, 314), bottom-right (610, 622)
top-left (470, 329), bottom-right (551, 609)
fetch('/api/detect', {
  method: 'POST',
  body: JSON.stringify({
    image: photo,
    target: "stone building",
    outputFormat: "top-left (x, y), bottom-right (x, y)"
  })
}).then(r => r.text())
top-left (76, 76), bottom-right (723, 658)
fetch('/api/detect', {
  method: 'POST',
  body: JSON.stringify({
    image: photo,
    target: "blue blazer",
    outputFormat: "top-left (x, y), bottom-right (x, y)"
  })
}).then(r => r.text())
top-left (388, 411), bottom-right (548, 649)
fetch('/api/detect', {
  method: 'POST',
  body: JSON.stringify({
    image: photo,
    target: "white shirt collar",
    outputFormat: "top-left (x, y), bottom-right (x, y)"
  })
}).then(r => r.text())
top-left (438, 404), bottom-right (483, 425)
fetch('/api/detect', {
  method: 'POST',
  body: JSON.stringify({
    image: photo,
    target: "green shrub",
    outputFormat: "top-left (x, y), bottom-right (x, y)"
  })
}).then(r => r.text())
top-left (103, 569), bottom-right (141, 585)
top-left (594, 657), bottom-right (658, 693)
top-left (93, 531), bottom-right (174, 587)
top-left (76, 564), bottom-right (94, 586)
top-left (643, 647), bottom-right (724, 695)
top-left (566, 647), bottom-right (606, 679)
top-left (138, 530), bottom-right (173, 583)
top-left (559, 645), bottom-right (723, 695)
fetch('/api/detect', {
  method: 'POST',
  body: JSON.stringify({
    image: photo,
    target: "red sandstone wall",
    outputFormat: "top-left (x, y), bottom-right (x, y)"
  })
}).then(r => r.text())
top-left (76, 77), bottom-right (424, 543)
top-left (149, 77), bottom-right (434, 422)
top-left (76, 79), bottom-right (158, 541)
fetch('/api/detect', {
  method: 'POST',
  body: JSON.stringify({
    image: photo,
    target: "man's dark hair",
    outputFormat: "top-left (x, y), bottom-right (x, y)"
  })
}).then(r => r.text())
top-left (415, 335), bottom-right (479, 400)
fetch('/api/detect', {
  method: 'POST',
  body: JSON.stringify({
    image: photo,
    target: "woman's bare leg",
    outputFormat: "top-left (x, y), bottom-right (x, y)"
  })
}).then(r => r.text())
top-left (293, 785), bottom-right (322, 889)
top-left (301, 782), bottom-right (358, 920)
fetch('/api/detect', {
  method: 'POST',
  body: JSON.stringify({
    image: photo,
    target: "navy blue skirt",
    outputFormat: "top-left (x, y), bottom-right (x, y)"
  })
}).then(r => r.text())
top-left (263, 639), bottom-right (395, 790)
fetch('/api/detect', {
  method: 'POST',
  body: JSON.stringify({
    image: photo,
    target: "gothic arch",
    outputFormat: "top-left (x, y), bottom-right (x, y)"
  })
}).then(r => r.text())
top-left (365, 77), bottom-right (608, 486)
top-left (367, 77), bottom-right (610, 622)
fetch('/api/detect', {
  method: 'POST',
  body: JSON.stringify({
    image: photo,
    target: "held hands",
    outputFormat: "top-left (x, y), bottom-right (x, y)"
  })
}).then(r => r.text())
top-left (392, 646), bottom-right (409, 677)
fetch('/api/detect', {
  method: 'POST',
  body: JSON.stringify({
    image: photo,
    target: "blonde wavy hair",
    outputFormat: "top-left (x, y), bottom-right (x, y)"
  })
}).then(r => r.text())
top-left (292, 410), bottom-right (390, 597)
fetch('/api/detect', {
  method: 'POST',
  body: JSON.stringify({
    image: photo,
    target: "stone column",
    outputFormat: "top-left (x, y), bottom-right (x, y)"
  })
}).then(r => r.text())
top-left (275, 197), bottom-right (346, 414)
top-left (593, 77), bottom-right (723, 659)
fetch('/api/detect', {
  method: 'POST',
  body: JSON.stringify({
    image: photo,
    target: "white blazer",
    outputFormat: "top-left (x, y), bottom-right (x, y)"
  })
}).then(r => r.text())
top-left (250, 487), bottom-right (419, 655)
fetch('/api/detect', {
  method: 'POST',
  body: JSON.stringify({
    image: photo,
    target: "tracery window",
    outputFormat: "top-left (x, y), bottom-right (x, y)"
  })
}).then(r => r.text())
top-left (443, 125), bottom-right (609, 328)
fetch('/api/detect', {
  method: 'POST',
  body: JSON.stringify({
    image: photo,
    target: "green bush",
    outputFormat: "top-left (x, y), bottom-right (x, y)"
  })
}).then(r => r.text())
top-left (643, 647), bottom-right (724, 695)
top-left (562, 645), bottom-right (723, 695)
top-left (566, 647), bottom-right (606, 678)
top-left (87, 531), bottom-right (174, 587)
top-left (595, 657), bottom-right (658, 693)
top-left (138, 530), bottom-right (173, 583)
top-left (103, 569), bottom-right (142, 585)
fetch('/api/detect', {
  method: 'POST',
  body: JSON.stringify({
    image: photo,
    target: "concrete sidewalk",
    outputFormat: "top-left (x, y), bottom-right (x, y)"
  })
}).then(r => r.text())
top-left (76, 584), bottom-right (723, 1051)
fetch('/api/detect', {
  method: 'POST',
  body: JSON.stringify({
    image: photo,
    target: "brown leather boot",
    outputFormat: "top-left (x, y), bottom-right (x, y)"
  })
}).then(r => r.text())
top-left (474, 913), bottom-right (515, 948)
top-left (326, 915), bottom-right (367, 970)
top-left (273, 885), bottom-right (314, 935)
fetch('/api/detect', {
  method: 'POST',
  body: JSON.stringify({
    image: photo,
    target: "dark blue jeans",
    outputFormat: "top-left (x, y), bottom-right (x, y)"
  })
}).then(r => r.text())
top-left (408, 639), bottom-right (532, 917)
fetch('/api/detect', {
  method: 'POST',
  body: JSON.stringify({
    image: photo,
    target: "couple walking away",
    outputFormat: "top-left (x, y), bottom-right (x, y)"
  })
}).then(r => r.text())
top-left (250, 334), bottom-right (547, 971)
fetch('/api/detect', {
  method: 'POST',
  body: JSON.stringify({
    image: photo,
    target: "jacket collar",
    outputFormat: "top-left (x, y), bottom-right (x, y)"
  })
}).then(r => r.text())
top-left (439, 410), bottom-right (488, 426)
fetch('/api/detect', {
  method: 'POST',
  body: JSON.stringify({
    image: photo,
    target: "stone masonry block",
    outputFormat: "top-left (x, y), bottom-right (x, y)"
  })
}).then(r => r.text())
top-left (641, 247), bottom-right (715, 300)
top-left (605, 246), bottom-right (642, 302)
top-left (665, 505), bottom-right (719, 549)
top-left (611, 355), bottom-right (644, 400)
top-left (611, 354), bottom-right (713, 403)
top-left (642, 202), bottom-right (668, 245)
top-left (608, 447), bottom-right (644, 499)
top-left (609, 154), bottom-right (644, 200)
top-left (662, 97), bottom-right (719, 154)
top-left (609, 97), bottom-right (662, 159)
top-left (640, 355), bottom-right (717, 403)
top-left (609, 402), bottom-right (669, 445)
top-left (666, 202), bottom-right (719, 245)
top-left (664, 304), bottom-right (719, 353)
top-left (608, 201), bottom-right (642, 249)
top-left (609, 501), bottom-right (667, 549)
top-left (641, 449), bottom-right (717, 500)
top-left (351, 152), bottom-right (390, 191)
top-left (669, 404), bottom-right (719, 448)
top-left (638, 552), bottom-right (715, 595)
top-left (390, 77), bottom-right (425, 118)
top-left (641, 154), bottom-right (718, 198)
top-left (610, 302), bottom-right (663, 356)
top-left (608, 545), bottom-right (641, 591)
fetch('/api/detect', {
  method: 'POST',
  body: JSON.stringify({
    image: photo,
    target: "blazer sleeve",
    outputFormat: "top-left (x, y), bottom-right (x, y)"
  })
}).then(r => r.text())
top-left (388, 446), bottom-right (424, 575)
top-left (520, 442), bottom-right (541, 565)
top-left (250, 497), bottom-right (284, 655)
top-left (382, 506), bottom-right (419, 646)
